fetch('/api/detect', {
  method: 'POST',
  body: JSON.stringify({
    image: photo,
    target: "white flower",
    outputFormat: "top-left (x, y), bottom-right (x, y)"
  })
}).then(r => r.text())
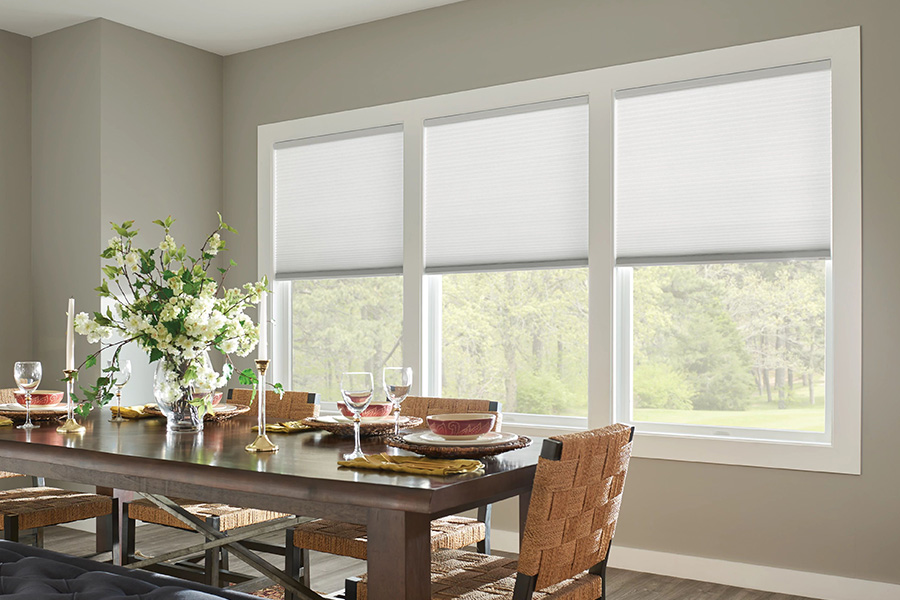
top-left (159, 234), bottom-right (177, 253)
top-left (168, 277), bottom-right (184, 295)
top-left (208, 232), bottom-right (222, 256)
top-left (124, 251), bottom-right (140, 273)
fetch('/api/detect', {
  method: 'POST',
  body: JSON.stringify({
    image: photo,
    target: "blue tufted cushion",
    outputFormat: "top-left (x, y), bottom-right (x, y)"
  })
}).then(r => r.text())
top-left (0, 541), bottom-right (259, 599)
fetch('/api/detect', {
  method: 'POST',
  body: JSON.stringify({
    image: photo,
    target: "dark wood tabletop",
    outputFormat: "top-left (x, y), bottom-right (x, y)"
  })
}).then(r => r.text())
top-left (0, 408), bottom-right (541, 600)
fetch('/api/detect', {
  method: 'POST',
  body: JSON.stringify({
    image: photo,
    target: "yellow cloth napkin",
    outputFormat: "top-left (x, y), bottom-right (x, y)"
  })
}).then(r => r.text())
top-left (109, 404), bottom-right (156, 419)
top-left (338, 453), bottom-right (484, 476)
top-left (0, 416), bottom-right (13, 427)
top-left (252, 420), bottom-right (313, 433)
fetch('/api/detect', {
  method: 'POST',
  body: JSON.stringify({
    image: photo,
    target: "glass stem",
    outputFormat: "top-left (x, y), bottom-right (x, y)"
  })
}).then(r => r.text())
top-left (394, 408), bottom-right (400, 435)
top-left (25, 393), bottom-right (32, 427)
top-left (354, 415), bottom-right (362, 455)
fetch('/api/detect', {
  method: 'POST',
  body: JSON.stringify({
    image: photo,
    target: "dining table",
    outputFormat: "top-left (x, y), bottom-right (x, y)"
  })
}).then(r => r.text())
top-left (0, 407), bottom-right (542, 600)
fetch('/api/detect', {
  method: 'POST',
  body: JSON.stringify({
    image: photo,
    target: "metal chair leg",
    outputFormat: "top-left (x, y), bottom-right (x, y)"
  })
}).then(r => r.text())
top-left (204, 515), bottom-right (222, 587)
top-left (476, 504), bottom-right (492, 554)
top-left (284, 528), bottom-right (310, 600)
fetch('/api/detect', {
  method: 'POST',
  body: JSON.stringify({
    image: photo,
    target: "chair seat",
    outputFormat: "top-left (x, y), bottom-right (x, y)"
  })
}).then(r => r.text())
top-left (0, 487), bottom-right (113, 531)
top-left (128, 498), bottom-right (287, 532)
top-left (293, 516), bottom-right (486, 560)
top-left (352, 549), bottom-right (603, 600)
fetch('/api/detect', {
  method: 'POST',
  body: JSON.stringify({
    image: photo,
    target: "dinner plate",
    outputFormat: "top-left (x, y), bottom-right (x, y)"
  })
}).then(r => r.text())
top-left (326, 415), bottom-right (395, 424)
top-left (0, 403), bottom-right (68, 413)
top-left (402, 431), bottom-right (518, 447)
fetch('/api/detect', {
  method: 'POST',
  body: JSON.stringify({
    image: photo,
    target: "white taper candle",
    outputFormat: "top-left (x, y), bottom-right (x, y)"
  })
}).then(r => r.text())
top-left (258, 291), bottom-right (268, 360)
top-left (66, 298), bottom-right (75, 370)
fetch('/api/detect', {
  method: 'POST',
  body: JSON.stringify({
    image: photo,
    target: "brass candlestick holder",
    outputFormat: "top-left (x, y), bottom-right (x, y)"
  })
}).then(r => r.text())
top-left (57, 369), bottom-right (86, 434)
top-left (245, 359), bottom-right (278, 453)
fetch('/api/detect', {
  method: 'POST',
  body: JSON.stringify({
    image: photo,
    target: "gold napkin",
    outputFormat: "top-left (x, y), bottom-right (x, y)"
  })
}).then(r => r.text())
top-left (109, 404), bottom-right (156, 419)
top-left (338, 453), bottom-right (484, 476)
top-left (0, 416), bottom-right (13, 427)
top-left (252, 420), bottom-right (313, 433)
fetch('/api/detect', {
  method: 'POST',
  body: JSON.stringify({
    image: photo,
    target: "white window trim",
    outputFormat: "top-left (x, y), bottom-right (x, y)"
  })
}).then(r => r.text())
top-left (258, 26), bottom-right (861, 474)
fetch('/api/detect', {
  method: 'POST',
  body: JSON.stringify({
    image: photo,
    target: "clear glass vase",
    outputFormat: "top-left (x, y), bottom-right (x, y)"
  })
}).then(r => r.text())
top-left (153, 354), bottom-right (213, 433)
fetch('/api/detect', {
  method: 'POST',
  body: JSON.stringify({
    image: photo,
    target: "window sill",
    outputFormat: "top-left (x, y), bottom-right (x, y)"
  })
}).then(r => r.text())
top-left (631, 429), bottom-right (860, 474)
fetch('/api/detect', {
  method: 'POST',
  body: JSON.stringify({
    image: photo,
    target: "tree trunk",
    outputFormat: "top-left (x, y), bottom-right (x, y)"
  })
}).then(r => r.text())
top-left (763, 368), bottom-right (773, 403)
top-left (775, 334), bottom-right (786, 409)
top-left (557, 340), bottom-right (564, 379)
top-left (532, 334), bottom-right (543, 371)
top-left (753, 368), bottom-right (763, 395)
top-left (504, 341), bottom-right (517, 412)
top-left (807, 373), bottom-right (815, 405)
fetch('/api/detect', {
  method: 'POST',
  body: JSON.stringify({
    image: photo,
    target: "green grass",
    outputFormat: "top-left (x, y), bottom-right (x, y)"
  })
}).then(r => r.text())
top-left (633, 381), bottom-right (826, 432)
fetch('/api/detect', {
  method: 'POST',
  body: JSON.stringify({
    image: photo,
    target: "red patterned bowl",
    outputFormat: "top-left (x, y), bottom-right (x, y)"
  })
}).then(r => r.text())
top-left (193, 391), bottom-right (224, 406)
top-left (14, 390), bottom-right (64, 406)
top-left (426, 413), bottom-right (496, 440)
top-left (337, 401), bottom-right (393, 419)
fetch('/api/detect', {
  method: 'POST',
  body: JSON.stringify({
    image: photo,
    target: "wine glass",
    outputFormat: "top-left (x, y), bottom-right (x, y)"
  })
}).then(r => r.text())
top-left (109, 359), bottom-right (132, 422)
top-left (383, 367), bottom-right (412, 435)
top-left (14, 361), bottom-right (42, 430)
top-left (340, 372), bottom-right (373, 460)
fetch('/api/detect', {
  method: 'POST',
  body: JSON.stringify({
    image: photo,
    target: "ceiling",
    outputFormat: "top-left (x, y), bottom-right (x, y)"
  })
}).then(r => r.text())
top-left (0, 0), bottom-right (466, 55)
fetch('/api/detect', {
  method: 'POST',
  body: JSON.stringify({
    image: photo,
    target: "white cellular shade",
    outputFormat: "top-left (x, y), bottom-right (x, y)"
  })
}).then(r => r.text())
top-left (615, 61), bottom-right (832, 265)
top-left (424, 98), bottom-right (589, 272)
top-left (273, 125), bottom-right (403, 278)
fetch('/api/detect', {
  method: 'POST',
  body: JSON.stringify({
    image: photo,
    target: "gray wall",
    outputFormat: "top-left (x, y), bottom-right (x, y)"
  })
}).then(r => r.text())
top-left (98, 20), bottom-right (224, 401)
top-left (222, 0), bottom-right (900, 584)
top-left (31, 19), bottom-right (223, 399)
top-left (0, 30), bottom-right (32, 379)
top-left (32, 20), bottom-right (103, 382)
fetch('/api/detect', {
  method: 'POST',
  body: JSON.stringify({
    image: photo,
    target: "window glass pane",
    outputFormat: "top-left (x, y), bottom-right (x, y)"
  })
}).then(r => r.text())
top-left (291, 276), bottom-right (402, 403)
top-left (631, 261), bottom-right (826, 432)
top-left (441, 268), bottom-right (588, 416)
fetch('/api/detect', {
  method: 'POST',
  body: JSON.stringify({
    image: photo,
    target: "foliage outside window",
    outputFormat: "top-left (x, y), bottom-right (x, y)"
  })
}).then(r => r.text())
top-left (291, 276), bottom-right (402, 404)
top-left (630, 261), bottom-right (826, 433)
top-left (440, 269), bottom-right (588, 417)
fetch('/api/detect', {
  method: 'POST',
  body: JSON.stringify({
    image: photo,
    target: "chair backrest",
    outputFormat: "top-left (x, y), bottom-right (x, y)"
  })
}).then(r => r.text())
top-left (0, 388), bottom-right (17, 404)
top-left (400, 396), bottom-right (502, 432)
top-left (516, 423), bottom-right (633, 594)
top-left (0, 471), bottom-right (23, 479)
top-left (227, 389), bottom-right (319, 421)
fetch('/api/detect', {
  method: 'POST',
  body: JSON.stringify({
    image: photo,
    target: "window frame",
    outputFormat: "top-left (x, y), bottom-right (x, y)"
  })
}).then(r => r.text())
top-left (258, 27), bottom-right (861, 473)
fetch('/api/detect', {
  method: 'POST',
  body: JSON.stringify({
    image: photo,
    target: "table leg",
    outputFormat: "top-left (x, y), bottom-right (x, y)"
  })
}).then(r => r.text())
top-left (366, 508), bottom-right (430, 600)
top-left (519, 490), bottom-right (532, 551)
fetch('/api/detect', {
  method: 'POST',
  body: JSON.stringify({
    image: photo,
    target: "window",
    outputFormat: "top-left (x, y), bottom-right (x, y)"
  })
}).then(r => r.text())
top-left (614, 62), bottom-right (834, 444)
top-left (423, 99), bottom-right (589, 422)
top-left (260, 27), bottom-right (860, 472)
top-left (270, 126), bottom-right (404, 397)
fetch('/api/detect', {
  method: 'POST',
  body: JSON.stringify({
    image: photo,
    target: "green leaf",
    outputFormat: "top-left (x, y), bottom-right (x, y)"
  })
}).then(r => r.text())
top-left (238, 368), bottom-right (257, 386)
top-left (153, 219), bottom-right (166, 227)
top-left (149, 348), bottom-right (164, 363)
top-left (100, 247), bottom-right (117, 259)
top-left (85, 354), bottom-right (97, 369)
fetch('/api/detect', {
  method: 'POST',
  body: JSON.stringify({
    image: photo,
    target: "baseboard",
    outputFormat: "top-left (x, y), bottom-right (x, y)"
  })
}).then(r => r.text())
top-left (489, 529), bottom-right (900, 600)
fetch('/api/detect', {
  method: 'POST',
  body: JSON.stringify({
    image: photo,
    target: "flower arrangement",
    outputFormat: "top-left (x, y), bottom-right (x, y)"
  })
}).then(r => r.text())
top-left (69, 214), bottom-right (276, 417)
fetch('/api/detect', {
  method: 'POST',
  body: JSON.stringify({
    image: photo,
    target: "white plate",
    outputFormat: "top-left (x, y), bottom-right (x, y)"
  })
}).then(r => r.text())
top-left (0, 403), bottom-right (66, 413)
top-left (320, 415), bottom-right (395, 424)
top-left (403, 431), bottom-right (518, 446)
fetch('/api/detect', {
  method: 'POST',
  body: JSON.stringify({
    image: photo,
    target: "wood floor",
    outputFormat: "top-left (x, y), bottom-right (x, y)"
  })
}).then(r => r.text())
top-left (41, 524), bottom-right (815, 600)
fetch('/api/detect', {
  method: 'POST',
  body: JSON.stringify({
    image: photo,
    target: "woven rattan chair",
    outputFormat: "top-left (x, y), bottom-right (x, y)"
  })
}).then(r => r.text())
top-left (0, 471), bottom-right (117, 552)
top-left (345, 423), bottom-right (634, 600)
top-left (285, 396), bottom-right (500, 598)
top-left (122, 389), bottom-right (318, 586)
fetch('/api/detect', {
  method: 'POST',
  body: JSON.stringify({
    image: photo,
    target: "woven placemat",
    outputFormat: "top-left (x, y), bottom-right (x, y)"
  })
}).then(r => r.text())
top-left (143, 403), bottom-right (251, 423)
top-left (386, 434), bottom-right (532, 459)
top-left (302, 416), bottom-right (423, 438)
top-left (0, 405), bottom-right (69, 423)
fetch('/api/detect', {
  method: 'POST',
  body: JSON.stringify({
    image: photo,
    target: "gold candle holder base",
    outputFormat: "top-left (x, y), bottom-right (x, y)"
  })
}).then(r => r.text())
top-left (57, 418), bottom-right (86, 434)
top-left (245, 433), bottom-right (279, 453)
top-left (58, 369), bottom-right (85, 434)
top-left (245, 358), bottom-right (277, 453)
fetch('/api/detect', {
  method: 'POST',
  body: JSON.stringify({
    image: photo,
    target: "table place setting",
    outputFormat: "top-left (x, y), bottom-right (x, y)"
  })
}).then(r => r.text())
top-left (251, 419), bottom-right (314, 433)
